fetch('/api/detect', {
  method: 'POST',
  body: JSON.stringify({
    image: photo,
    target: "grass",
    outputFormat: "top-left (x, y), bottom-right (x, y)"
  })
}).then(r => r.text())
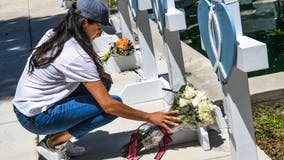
top-left (252, 100), bottom-right (284, 160)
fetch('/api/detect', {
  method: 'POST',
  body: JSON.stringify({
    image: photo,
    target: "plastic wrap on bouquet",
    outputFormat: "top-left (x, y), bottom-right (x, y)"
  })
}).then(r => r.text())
top-left (124, 122), bottom-right (211, 160)
top-left (103, 50), bottom-right (141, 73)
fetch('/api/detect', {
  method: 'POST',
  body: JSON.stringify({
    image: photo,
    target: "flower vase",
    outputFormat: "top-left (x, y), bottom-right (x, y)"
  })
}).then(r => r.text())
top-left (104, 51), bottom-right (140, 73)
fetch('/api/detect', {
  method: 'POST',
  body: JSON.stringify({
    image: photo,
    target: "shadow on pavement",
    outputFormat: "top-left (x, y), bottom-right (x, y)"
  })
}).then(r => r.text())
top-left (208, 129), bottom-right (226, 148)
top-left (68, 128), bottom-right (225, 160)
top-left (0, 14), bottom-right (65, 101)
top-left (71, 130), bottom-right (133, 160)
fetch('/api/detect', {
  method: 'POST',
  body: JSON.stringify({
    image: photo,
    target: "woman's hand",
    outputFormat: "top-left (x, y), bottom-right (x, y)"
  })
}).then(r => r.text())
top-left (147, 110), bottom-right (181, 132)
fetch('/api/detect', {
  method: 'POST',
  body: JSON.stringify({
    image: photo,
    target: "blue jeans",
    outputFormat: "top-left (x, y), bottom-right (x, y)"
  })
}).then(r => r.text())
top-left (14, 79), bottom-right (120, 138)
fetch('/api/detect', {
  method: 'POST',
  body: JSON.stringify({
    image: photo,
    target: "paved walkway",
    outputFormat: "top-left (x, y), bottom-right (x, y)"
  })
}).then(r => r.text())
top-left (0, 0), bottom-right (279, 160)
top-left (0, 1), bottom-right (66, 159)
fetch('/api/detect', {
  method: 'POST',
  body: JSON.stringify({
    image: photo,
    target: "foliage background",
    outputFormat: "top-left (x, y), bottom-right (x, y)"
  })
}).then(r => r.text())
top-left (253, 101), bottom-right (284, 160)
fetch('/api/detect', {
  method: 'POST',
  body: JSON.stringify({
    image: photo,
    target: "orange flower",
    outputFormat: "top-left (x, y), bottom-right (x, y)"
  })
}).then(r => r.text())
top-left (116, 37), bottom-right (129, 51)
top-left (108, 37), bottom-right (135, 58)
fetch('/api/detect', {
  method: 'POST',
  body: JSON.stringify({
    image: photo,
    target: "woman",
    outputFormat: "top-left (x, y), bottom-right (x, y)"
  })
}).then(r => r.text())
top-left (12, 0), bottom-right (180, 160)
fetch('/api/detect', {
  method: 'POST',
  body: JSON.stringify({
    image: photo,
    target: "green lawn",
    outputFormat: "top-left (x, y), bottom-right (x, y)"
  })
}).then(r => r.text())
top-left (253, 100), bottom-right (284, 160)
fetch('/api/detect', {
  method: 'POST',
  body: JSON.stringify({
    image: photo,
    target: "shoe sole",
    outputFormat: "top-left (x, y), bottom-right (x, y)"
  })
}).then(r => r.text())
top-left (36, 146), bottom-right (59, 160)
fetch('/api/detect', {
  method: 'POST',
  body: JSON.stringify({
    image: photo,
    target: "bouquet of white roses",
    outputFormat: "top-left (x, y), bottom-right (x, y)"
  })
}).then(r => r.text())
top-left (171, 84), bottom-right (216, 126)
top-left (123, 84), bottom-right (217, 160)
top-left (103, 37), bottom-right (135, 62)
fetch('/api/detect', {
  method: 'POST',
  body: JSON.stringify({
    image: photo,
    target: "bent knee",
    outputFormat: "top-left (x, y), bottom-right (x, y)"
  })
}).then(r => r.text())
top-left (106, 113), bottom-right (118, 122)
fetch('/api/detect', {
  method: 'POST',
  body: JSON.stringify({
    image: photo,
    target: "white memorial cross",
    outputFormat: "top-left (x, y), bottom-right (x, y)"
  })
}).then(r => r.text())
top-left (131, 0), bottom-right (158, 80)
top-left (198, 0), bottom-right (269, 159)
top-left (149, 0), bottom-right (212, 151)
top-left (118, 0), bottom-right (135, 42)
top-left (156, 0), bottom-right (187, 92)
top-left (118, 0), bottom-right (166, 104)
top-left (223, 1), bottom-right (268, 159)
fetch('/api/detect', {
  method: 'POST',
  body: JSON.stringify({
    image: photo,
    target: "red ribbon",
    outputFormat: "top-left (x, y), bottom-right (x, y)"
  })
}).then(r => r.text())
top-left (128, 123), bottom-right (146, 160)
top-left (127, 124), bottom-right (172, 160)
top-left (154, 127), bottom-right (172, 160)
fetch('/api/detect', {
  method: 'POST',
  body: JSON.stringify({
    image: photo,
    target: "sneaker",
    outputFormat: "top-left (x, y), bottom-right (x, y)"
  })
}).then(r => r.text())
top-left (36, 138), bottom-right (70, 160)
top-left (66, 140), bottom-right (86, 157)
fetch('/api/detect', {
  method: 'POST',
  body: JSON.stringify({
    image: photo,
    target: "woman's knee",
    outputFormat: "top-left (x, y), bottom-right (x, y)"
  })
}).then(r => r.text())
top-left (106, 113), bottom-right (117, 122)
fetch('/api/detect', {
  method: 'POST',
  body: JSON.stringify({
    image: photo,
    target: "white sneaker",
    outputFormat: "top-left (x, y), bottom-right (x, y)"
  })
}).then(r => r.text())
top-left (66, 140), bottom-right (86, 157)
top-left (36, 140), bottom-right (69, 160)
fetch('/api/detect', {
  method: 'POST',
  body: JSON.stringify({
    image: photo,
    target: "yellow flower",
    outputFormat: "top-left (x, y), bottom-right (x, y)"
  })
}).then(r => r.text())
top-left (103, 52), bottom-right (110, 62)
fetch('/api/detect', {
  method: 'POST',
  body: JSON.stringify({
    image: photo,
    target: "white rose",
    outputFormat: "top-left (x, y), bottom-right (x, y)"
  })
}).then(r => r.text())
top-left (196, 91), bottom-right (208, 101)
top-left (199, 112), bottom-right (214, 125)
top-left (198, 101), bottom-right (212, 112)
top-left (192, 98), bottom-right (200, 107)
top-left (179, 98), bottom-right (190, 107)
top-left (192, 91), bottom-right (209, 107)
top-left (183, 86), bottom-right (196, 99)
top-left (192, 97), bottom-right (205, 107)
top-left (199, 107), bottom-right (215, 125)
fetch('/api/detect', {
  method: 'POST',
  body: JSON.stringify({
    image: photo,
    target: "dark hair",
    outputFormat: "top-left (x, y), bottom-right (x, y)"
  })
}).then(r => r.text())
top-left (28, 10), bottom-right (104, 75)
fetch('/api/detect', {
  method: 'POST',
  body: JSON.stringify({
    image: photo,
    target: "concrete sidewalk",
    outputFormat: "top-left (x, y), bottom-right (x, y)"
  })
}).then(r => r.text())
top-left (0, 1), bottom-right (66, 160)
top-left (0, 0), bottom-right (276, 160)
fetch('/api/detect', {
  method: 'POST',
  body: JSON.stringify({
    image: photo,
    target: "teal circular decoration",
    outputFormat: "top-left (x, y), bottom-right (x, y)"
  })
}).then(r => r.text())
top-left (151, 0), bottom-right (166, 35)
top-left (129, 0), bottom-right (138, 21)
top-left (198, 0), bottom-right (237, 84)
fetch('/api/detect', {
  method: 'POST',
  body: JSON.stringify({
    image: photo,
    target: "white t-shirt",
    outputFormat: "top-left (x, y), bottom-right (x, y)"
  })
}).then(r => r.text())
top-left (13, 29), bottom-right (100, 117)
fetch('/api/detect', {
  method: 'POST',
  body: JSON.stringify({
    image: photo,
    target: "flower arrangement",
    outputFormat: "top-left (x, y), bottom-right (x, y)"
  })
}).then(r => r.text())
top-left (103, 37), bottom-right (135, 62)
top-left (123, 84), bottom-right (217, 160)
top-left (171, 84), bottom-right (216, 126)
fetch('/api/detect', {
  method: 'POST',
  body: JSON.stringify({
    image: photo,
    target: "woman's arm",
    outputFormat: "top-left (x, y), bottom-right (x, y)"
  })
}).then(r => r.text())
top-left (83, 80), bottom-right (180, 131)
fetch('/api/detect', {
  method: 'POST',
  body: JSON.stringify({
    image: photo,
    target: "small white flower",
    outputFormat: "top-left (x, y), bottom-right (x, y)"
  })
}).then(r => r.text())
top-left (196, 91), bottom-right (208, 101)
top-left (179, 98), bottom-right (191, 107)
top-left (192, 91), bottom-right (208, 107)
top-left (183, 86), bottom-right (196, 99)
top-left (198, 101), bottom-right (213, 112)
top-left (192, 97), bottom-right (202, 107)
top-left (199, 112), bottom-right (214, 125)
top-left (197, 100), bottom-right (215, 125)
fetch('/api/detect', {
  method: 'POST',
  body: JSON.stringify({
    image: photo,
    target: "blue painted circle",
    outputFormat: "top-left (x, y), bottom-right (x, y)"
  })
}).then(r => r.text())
top-left (129, 0), bottom-right (138, 21)
top-left (151, 0), bottom-right (166, 35)
top-left (198, 0), bottom-right (237, 84)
